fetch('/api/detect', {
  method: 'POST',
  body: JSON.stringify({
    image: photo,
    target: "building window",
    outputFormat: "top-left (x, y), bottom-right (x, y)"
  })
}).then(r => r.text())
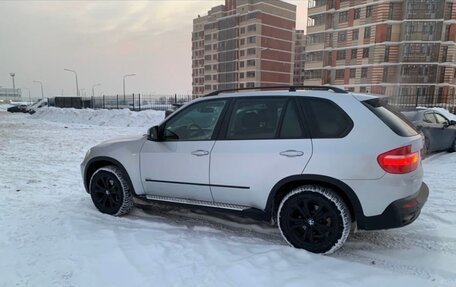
top-left (364, 27), bottom-right (371, 39)
top-left (246, 82), bottom-right (255, 88)
top-left (354, 8), bottom-right (361, 19)
top-left (366, 6), bottom-right (373, 18)
top-left (205, 65), bottom-right (211, 71)
top-left (247, 48), bottom-right (256, 55)
top-left (240, 72), bottom-right (244, 79)
top-left (247, 24), bottom-right (256, 32)
top-left (240, 27), bottom-right (246, 34)
top-left (339, 11), bottom-right (348, 23)
top-left (351, 49), bottom-right (357, 59)
top-left (240, 61), bottom-right (245, 68)
top-left (213, 54), bottom-right (217, 60)
top-left (213, 75), bottom-right (217, 80)
top-left (338, 31), bottom-right (347, 42)
top-left (213, 64), bottom-right (217, 70)
top-left (352, 29), bottom-right (359, 40)
top-left (337, 50), bottom-right (346, 60)
top-left (246, 71), bottom-right (256, 78)
top-left (247, 59), bottom-right (255, 66)
top-left (240, 50), bottom-right (245, 57)
top-left (205, 45), bottom-right (211, 51)
top-left (350, 68), bottom-right (356, 78)
top-left (335, 69), bottom-right (345, 79)
top-left (361, 67), bottom-right (368, 78)
top-left (247, 36), bottom-right (256, 44)
top-left (363, 48), bottom-right (369, 58)
top-left (240, 39), bottom-right (245, 45)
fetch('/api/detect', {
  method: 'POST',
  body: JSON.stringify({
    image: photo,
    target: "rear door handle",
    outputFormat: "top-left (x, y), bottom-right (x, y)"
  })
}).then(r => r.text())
top-left (191, 150), bottom-right (209, 157)
top-left (280, 150), bottom-right (304, 157)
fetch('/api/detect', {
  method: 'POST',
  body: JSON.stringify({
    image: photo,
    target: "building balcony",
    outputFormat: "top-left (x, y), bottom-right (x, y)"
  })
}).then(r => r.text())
top-left (305, 42), bottom-right (325, 52)
top-left (307, 24), bottom-right (326, 35)
top-left (308, 5), bottom-right (328, 16)
top-left (305, 61), bottom-right (324, 69)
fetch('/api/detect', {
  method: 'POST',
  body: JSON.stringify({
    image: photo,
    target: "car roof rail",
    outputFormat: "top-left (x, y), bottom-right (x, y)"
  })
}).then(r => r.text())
top-left (204, 85), bottom-right (348, 97)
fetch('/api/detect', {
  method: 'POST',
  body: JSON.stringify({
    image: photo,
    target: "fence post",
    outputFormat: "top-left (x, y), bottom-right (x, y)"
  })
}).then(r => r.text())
top-left (117, 95), bottom-right (119, 109)
top-left (91, 96), bottom-right (94, 109)
top-left (103, 95), bottom-right (105, 109)
top-left (139, 93), bottom-right (141, 111)
top-left (133, 93), bottom-right (135, 111)
top-left (175, 94), bottom-right (177, 104)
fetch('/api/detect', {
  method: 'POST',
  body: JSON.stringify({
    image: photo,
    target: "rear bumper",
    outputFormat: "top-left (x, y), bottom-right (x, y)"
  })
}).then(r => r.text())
top-left (359, 182), bottom-right (429, 230)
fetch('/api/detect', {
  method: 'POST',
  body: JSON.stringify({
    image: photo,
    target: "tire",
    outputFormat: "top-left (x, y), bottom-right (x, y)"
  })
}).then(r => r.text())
top-left (89, 165), bottom-right (134, 216)
top-left (277, 185), bottom-right (351, 254)
top-left (449, 137), bottom-right (456, 153)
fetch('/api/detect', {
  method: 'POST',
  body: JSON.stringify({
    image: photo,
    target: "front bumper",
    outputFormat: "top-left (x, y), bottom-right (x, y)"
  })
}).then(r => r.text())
top-left (359, 182), bottom-right (429, 230)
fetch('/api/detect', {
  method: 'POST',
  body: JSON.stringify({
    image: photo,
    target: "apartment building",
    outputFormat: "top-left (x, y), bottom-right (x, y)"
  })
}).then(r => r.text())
top-left (192, 0), bottom-right (296, 96)
top-left (305, 0), bottom-right (456, 105)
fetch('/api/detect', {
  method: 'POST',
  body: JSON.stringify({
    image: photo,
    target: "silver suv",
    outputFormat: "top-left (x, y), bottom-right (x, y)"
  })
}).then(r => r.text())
top-left (81, 86), bottom-right (429, 254)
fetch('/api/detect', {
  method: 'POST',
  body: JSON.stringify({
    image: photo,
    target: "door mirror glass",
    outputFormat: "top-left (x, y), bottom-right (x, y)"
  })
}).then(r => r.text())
top-left (148, 126), bottom-right (161, 141)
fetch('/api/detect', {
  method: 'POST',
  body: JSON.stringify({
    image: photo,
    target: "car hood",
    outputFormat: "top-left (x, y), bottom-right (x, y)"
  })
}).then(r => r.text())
top-left (96, 134), bottom-right (147, 148)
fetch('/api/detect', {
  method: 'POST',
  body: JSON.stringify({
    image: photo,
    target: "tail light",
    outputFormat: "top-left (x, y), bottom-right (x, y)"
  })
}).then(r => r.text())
top-left (377, 145), bottom-right (420, 174)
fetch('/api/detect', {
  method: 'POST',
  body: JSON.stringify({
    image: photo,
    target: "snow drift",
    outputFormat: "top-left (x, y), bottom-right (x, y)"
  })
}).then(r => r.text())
top-left (31, 107), bottom-right (165, 127)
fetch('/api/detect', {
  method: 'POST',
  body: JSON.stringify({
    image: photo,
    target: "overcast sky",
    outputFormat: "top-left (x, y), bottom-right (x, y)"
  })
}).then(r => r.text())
top-left (0, 0), bottom-right (306, 98)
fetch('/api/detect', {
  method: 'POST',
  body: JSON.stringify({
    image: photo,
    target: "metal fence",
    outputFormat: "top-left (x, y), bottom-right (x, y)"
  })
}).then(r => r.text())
top-left (387, 94), bottom-right (456, 113)
top-left (54, 94), bottom-right (194, 111)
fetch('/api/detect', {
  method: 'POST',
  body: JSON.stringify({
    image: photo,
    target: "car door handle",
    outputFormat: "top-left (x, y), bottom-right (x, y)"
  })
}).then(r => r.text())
top-left (191, 150), bottom-right (209, 157)
top-left (280, 150), bottom-right (304, 157)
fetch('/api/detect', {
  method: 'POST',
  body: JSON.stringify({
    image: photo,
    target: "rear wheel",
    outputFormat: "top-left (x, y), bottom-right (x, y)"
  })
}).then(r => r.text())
top-left (449, 137), bottom-right (456, 153)
top-left (89, 165), bottom-right (134, 216)
top-left (277, 185), bottom-right (351, 254)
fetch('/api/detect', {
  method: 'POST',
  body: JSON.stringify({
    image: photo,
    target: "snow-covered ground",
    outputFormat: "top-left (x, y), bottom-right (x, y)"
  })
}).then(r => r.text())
top-left (1, 107), bottom-right (455, 287)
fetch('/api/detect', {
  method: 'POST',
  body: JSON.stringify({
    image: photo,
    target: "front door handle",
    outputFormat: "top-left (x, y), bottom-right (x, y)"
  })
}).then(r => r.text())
top-left (280, 150), bottom-right (304, 157)
top-left (191, 150), bottom-right (209, 157)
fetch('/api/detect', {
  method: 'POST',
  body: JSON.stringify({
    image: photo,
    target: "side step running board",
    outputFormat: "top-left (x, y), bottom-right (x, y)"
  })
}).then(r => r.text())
top-left (142, 194), bottom-right (251, 211)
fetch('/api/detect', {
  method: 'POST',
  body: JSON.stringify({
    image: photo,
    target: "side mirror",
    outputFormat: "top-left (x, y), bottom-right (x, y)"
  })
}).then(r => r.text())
top-left (148, 126), bottom-right (161, 141)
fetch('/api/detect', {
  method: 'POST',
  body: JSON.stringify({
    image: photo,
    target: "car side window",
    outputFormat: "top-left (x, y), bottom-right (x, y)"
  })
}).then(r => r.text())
top-left (300, 98), bottom-right (353, 138)
top-left (163, 100), bottom-right (227, 141)
top-left (226, 98), bottom-right (286, 140)
top-left (434, 113), bottom-right (449, 125)
top-left (280, 100), bottom-right (305, 138)
top-left (424, 113), bottom-right (437, 124)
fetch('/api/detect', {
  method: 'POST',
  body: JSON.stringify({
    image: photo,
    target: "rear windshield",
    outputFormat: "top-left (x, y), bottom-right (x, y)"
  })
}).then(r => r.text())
top-left (402, 111), bottom-right (419, 121)
top-left (362, 98), bottom-right (418, 137)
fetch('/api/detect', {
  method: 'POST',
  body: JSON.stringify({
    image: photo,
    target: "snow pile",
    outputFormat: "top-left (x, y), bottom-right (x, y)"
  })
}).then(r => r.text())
top-left (0, 104), bottom-right (13, 111)
top-left (31, 107), bottom-right (165, 127)
top-left (430, 107), bottom-right (456, 121)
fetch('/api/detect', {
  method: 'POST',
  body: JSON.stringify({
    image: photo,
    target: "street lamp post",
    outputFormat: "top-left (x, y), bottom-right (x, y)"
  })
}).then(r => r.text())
top-left (64, 68), bottom-right (79, 97)
top-left (92, 83), bottom-right (101, 97)
top-left (10, 73), bottom-right (15, 90)
top-left (123, 74), bottom-right (136, 100)
top-left (33, 80), bottom-right (44, 99)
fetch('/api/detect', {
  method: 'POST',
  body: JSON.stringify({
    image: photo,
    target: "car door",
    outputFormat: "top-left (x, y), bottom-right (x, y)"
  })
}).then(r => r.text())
top-left (209, 97), bottom-right (312, 209)
top-left (434, 112), bottom-right (456, 149)
top-left (140, 99), bottom-right (228, 201)
top-left (422, 112), bottom-right (443, 151)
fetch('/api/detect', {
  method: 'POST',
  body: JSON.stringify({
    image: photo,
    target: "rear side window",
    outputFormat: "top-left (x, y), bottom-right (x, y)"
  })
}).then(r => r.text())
top-left (280, 100), bottom-right (305, 138)
top-left (362, 98), bottom-right (418, 137)
top-left (226, 98), bottom-right (286, 140)
top-left (300, 98), bottom-right (353, 138)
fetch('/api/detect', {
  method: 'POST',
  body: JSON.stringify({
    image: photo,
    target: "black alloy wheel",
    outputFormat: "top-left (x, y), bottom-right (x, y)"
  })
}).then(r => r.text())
top-left (278, 186), bottom-right (351, 254)
top-left (89, 166), bottom-right (133, 216)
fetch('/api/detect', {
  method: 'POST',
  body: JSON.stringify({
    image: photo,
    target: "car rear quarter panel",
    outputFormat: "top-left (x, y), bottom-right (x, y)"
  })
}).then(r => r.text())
top-left (303, 95), bottom-right (424, 216)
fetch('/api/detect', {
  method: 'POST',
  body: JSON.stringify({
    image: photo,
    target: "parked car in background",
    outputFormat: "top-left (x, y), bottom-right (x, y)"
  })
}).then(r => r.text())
top-left (27, 98), bottom-right (48, 114)
top-left (403, 109), bottom-right (456, 155)
top-left (7, 104), bottom-right (30, 113)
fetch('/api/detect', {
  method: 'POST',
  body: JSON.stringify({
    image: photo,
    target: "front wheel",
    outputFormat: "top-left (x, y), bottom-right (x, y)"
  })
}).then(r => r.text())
top-left (89, 165), bottom-right (134, 216)
top-left (277, 185), bottom-right (351, 254)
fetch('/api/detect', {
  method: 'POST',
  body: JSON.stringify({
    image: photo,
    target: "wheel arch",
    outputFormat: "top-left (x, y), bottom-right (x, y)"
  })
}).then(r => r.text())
top-left (84, 156), bottom-right (137, 196)
top-left (265, 174), bottom-right (365, 223)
